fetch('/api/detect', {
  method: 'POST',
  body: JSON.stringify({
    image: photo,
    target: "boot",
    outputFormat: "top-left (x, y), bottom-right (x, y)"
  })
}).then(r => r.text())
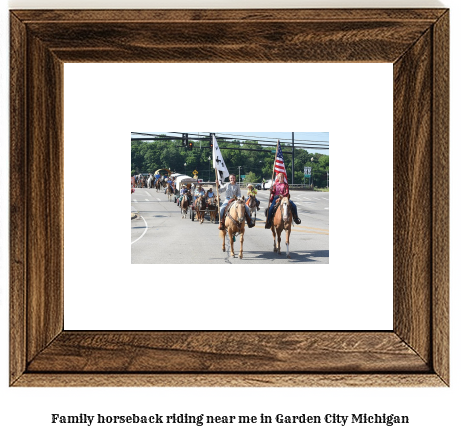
top-left (293, 215), bottom-right (301, 225)
top-left (246, 213), bottom-right (255, 228)
top-left (218, 220), bottom-right (225, 230)
top-left (265, 219), bottom-right (272, 229)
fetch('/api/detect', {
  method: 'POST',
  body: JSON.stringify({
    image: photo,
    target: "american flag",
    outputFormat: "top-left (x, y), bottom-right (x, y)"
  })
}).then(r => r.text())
top-left (274, 140), bottom-right (287, 183)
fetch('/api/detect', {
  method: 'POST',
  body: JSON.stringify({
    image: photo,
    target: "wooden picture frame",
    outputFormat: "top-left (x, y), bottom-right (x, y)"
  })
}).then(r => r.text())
top-left (10, 9), bottom-right (449, 387)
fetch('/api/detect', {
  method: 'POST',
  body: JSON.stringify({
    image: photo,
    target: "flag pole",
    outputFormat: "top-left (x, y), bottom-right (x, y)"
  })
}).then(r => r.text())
top-left (215, 168), bottom-right (221, 227)
top-left (265, 139), bottom-right (279, 226)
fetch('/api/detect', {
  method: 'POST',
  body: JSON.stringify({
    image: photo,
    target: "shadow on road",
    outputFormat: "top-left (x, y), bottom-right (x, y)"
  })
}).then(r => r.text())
top-left (216, 249), bottom-right (329, 263)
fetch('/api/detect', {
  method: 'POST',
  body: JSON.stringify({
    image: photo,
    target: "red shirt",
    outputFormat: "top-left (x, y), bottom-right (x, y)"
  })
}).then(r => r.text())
top-left (270, 181), bottom-right (289, 201)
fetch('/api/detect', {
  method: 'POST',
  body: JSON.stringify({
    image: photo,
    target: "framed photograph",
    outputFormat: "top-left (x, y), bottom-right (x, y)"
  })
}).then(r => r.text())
top-left (10, 9), bottom-right (449, 387)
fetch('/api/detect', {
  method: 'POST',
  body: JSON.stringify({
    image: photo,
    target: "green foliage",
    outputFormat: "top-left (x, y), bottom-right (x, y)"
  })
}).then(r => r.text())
top-left (131, 138), bottom-right (329, 186)
top-left (244, 171), bottom-right (258, 184)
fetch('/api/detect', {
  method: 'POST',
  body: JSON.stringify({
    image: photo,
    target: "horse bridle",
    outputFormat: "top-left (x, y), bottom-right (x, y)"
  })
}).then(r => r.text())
top-left (228, 200), bottom-right (245, 225)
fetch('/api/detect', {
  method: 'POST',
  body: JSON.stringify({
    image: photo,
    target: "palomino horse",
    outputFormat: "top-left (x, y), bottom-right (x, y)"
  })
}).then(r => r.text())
top-left (271, 196), bottom-right (293, 258)
top-left (195, 196), bottom-right (207, 224)
top-left (206, 196), bottom-right (218, 223)
top-left (246, 195), bottom-right (257, 226)
top-left (180, 194), bottom-right (190, 219)
top-left (166, 184), bottom-right (174, 202)
top-left (220, 197), bottom-right (246, 258)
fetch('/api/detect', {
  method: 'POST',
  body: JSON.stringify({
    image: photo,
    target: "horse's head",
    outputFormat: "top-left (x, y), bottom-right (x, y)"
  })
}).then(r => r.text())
top-left (247, 195), bottom-right (256, 208)
top-left (280, 196), bottom-right (291, 222)
top-left (231, 197), bottom-right (246, 224)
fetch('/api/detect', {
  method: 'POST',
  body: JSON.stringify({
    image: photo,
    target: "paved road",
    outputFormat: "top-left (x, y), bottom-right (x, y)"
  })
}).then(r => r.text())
top-left (131, 188), bottom-right (329, 264)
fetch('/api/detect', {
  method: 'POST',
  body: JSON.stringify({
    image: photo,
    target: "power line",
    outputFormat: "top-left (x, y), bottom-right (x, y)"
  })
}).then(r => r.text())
top-left (131, 132), bottom-right (329, 150)
top-left (208, 131), bottom-right (329, 145)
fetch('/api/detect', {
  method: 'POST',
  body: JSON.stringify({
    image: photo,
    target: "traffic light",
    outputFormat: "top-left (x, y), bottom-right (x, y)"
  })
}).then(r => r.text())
top-left (182, 133), bottom-right (188, 149)
top-left (188, 142), bottom-right (193, 150)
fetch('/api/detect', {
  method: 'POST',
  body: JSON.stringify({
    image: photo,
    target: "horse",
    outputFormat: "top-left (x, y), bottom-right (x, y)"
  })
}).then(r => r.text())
top-left (147, 175), bottom-right (153, 189)
top-left (166, 184), bottom-right (174, 202)
top-left (246, 195), bottom-right (257, 226)
top-left (195, 195), bottom-right (207, 224)
top-left (180, 193), bottom-right (190, 219)
top-left (220, 197), bottom-right (246, 258)
top-left (270, 196), bottom-right (293, 258)
top-left (206, 196), bottom-right (218, 223)
top-left (155, 178), bottom-right (162, 192)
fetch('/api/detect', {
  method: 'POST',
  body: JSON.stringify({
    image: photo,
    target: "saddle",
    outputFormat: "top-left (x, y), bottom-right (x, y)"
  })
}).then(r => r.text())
top-left (223, 198), bottom-right (237, 220)
top-left (266, 197), bottom-right (283, 218)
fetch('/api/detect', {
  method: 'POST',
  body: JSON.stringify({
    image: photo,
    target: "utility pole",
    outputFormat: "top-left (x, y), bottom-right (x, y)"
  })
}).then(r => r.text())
top-left (292, 132), bottom-right (295, 185)
top-left (238, 166), bottom-right (242, 186)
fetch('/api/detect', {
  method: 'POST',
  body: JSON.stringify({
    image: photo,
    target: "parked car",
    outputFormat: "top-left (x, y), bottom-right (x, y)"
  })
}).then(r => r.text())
top-left (254, 183), bottom-right (262, 190)
top-left (261, 179), bottom-right (274, 190)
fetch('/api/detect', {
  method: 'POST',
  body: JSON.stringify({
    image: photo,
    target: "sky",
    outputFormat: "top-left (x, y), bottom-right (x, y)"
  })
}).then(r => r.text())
top-left (132, 131), bottom-right (329, 155)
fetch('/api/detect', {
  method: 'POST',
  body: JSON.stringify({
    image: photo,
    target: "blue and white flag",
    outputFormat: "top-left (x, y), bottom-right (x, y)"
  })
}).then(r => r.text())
top-left (212, 135), bottom-right (229, 185)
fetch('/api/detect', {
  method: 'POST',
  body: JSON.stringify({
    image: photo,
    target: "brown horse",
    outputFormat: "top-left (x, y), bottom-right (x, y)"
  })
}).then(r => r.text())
top-left (271, 196), bottom-right (293, 258)
top-left (155, 178), bottom-right (162, 192)
top-left (166, 184), bottom-right (174, 201)
top-left (195, 196), bottom-right (206, 224)
top-left (180, 194), bottom-right (190, 219)
top-left (206, 196), bottom-right (218, 223)
top-left (246, 195), bottom-right (257, 226)
top-left (220, 197), bottom-right (246, 258)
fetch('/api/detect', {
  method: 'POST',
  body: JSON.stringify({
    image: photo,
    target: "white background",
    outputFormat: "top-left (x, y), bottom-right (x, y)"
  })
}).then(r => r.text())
top-left (64, 63), bottom-right (392, 331)
top-left (1, 1), bottom-right (459, 436)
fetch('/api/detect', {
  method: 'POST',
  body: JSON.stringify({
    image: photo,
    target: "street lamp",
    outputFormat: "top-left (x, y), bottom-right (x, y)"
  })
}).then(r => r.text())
top-left (311, 157), bottom-right (314, 188)
top-left (184, 162), bottom-right (187, 175)
top-left (208, 156), bottom-right (211, 182)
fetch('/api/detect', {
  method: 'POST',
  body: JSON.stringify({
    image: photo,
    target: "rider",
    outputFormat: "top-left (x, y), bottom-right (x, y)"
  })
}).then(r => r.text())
top-left (193, 183), bottom-right (206, 211)
top-left (265, 173), bottom-right (302, 229)
top-left (246, 183), bottom-right (260, 211)
top-left (164, 177), bottom-right (173, 194)
top-left (207, 188), bottom-right (215, 199)
top-left (217, 174), bottom-right (255, 230)
top-left (178, 184), bottom-right (188, 205)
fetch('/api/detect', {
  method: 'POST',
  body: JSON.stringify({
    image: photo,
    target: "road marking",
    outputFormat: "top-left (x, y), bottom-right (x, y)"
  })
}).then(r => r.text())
top-left (157, 198), bottom-right (161, 201)
top-left (322, 197), bottom-right (329, 200)
top-left (145, 198), bottom-right (150, 201)
top-left (146, 191), bottom-right (151, 196)
top-left (325, 207), bottom-right (329, 210)
top-left (133, 199), bottom-right (138, 203)
top-left (131, 215), bottom-right (148, 245)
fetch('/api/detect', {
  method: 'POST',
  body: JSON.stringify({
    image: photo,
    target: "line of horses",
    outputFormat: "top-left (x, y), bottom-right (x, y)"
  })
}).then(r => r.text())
top-left (137, 182), bottom-right (295, 260)
top-left (134, 175), bottom-right (169, 191)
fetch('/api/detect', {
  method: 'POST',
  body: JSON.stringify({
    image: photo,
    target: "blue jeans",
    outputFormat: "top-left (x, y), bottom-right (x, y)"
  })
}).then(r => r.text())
top-left (268, 196), bottom-right (298, 220)
top-left (220, 198), bottom-right (250, 220)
